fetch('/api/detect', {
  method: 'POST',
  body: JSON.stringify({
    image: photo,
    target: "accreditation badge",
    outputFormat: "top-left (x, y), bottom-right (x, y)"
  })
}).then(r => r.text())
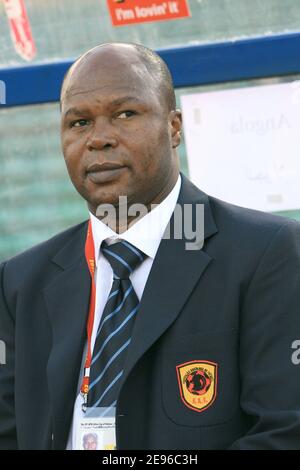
top-left (75, 407), bottom-right (116, 450)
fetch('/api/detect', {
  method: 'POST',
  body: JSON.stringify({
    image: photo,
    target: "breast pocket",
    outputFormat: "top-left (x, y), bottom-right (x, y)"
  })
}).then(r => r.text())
top-left (161, 328), bottom-right (240, 427)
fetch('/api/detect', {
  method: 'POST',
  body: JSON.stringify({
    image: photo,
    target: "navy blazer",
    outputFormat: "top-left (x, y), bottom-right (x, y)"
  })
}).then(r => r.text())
top-left (1, 174), bottom-right (300, 449)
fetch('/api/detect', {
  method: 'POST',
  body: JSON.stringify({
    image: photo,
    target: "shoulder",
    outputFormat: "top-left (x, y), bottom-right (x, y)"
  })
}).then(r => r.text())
top-left (1, 220), bottom-right (88, 287)
top-left (208, 194), bottom-right (300, 254)
top-left (209, 194), bottom-right (296, 229)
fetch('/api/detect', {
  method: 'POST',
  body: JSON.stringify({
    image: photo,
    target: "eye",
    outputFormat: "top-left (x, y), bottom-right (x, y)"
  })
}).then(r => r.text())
top-left (117, 110), bottom-right (136, 119)
top-left (70, 119), bottom-right (90, 128)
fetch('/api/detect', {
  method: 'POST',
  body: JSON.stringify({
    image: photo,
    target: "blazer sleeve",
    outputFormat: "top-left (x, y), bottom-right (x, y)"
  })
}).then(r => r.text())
top-left (229, 220), bottom-right (300, 449)
top-left (0, 262), bottom-right (18, 449)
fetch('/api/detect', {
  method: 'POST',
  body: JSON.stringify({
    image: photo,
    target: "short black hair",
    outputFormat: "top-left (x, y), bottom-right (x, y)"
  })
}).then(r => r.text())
top-left (60, 42), bottom-right (176, 111)
top-left (131, 43), bottom-right (176, 111)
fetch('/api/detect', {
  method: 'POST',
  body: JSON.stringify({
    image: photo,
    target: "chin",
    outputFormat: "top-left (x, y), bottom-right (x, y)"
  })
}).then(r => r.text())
top-left (90, 193), bottom-right (122, 211)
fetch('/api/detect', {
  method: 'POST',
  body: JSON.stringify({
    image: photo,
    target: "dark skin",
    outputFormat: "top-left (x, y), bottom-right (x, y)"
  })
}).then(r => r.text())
top-left (61, 44), bottom-right (182, 233)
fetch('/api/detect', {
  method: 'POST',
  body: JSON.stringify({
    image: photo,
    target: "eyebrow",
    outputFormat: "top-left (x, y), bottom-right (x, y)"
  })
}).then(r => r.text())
top-left (110, 96), bottom-right (141, 107)
top-left (63, 96), bottom-right (142, 119)
top-left (63, 107), bottom-right (90, 119)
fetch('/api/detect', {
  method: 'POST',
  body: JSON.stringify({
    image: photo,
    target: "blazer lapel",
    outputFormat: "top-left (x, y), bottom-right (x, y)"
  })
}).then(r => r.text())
top-left (43, 222), bottom-right (90, 449)
top-left (120, 175), bottom-right (218, 390)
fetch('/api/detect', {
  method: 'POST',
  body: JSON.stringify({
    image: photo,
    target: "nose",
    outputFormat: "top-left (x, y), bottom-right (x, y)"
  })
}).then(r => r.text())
top-left (86, 118), bottom-right (118, 151)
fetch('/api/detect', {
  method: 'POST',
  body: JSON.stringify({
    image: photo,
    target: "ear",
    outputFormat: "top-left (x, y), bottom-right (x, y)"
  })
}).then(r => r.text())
top-left (169, 109), bottom-right (182, 148)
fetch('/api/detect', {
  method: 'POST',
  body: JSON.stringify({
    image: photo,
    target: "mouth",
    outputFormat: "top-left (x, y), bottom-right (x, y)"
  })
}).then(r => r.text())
top-left (86, 162), bottom-right (127, 184)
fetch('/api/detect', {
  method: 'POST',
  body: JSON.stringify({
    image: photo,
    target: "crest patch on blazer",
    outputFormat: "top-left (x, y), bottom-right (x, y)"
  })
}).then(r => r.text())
top-left (176, 360), bottom-right (218, 412)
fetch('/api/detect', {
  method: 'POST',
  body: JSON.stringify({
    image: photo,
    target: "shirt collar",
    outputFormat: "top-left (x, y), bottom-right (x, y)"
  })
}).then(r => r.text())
top-left (89, 174), bottom-right (181, 265)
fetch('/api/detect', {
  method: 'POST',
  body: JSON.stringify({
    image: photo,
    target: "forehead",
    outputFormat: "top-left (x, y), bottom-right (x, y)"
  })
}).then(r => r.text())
top-left (62, 48), bottom-right (158, 107)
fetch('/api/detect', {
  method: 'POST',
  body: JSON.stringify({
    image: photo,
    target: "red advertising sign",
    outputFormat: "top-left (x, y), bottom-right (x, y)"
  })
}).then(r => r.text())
top-left (107, 0), bottom-right (190, 26)
top-left (3, 0), bottom-right (36, 61)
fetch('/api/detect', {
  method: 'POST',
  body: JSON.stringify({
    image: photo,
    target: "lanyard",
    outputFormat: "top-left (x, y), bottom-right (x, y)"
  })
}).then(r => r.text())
top-left (81, 219), bottom-right (96, 411)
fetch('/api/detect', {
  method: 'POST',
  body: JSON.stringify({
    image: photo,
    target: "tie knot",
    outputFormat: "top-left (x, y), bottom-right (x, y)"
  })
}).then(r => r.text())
top-left (101, 240), bottom-right (147, 279)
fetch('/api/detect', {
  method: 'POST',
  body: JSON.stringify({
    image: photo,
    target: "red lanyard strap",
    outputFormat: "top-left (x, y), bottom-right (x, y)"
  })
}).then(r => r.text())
top-left (81, 220), bottom-right (96, 407)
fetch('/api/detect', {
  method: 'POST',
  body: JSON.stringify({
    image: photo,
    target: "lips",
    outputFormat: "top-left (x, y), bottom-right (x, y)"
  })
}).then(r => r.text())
top-left (86, 162), bottom-right (126, 184)
top-left (86, 162), bottom-right (124, 173)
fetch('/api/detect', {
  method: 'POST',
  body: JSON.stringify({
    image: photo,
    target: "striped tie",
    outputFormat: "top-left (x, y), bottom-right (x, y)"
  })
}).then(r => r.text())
top-left (87, 239), bottom-right (147, 410)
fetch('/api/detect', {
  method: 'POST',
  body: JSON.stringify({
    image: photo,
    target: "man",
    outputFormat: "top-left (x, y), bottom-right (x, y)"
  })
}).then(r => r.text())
top-left (1, 42), bottom-right (300, 450)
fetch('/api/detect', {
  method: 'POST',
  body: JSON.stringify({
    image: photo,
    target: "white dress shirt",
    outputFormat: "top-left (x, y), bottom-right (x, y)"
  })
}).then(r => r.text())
top-left (66, 175), bottom-right (181, 449)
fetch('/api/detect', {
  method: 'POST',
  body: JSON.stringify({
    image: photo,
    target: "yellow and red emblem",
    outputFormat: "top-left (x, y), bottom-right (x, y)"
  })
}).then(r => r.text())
top-left (176, 360), bottom-right (218, 412)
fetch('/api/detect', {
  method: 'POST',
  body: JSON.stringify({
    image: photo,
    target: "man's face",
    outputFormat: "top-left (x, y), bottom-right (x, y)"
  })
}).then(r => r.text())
top-left (60, 47), bottom-right (181, 214)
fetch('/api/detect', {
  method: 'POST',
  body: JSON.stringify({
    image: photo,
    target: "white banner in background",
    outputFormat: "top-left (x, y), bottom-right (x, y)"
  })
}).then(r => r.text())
top-left (181, 81), bottom-right (300, 212)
